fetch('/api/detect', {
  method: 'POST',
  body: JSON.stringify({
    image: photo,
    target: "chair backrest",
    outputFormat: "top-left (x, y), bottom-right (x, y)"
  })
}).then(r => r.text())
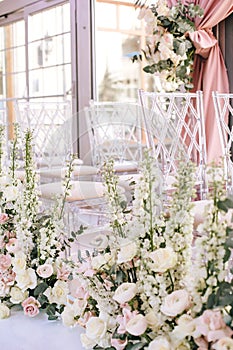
top-left (84, 101), bottom-right (144, 172)
top-left (138, 89), bottom-right (207, 198)
top-left (15, 100), bottom-right (73, 168)
top-left (212, 91), bottom-right (233, 191)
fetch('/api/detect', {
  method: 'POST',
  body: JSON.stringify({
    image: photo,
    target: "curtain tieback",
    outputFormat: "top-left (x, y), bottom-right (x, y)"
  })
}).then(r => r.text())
top-left (188, 28), bottom-right (218, 59)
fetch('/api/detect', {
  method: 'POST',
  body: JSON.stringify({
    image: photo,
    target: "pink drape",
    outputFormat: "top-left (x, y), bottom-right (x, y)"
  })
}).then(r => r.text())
top-left (167, 0), bottom-right (233, 163)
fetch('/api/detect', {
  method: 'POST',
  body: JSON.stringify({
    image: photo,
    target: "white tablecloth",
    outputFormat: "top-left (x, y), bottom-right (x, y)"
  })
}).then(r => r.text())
top-left (0, 307), bottom-right (84, 350)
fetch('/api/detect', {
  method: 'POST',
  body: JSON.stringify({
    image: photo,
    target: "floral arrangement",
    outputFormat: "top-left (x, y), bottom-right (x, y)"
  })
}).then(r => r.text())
top-left (61, 155), bottom-right (233, 350)
top-left (133, 0), bottom-right (204, 92)
top-left (0, 127), bottom-right (73, 320)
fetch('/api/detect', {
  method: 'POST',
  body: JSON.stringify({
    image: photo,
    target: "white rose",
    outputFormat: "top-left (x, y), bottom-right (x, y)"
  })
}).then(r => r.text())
top-left (12, 251), bottom-right (27, 272)
top-left (10, 286), bottom-right (29, 304)
top-left (36, 263), bottom-right (53, 278)
top-left (145, 309), bottom-right (160, 331)
top-left (15, 268), bottom-right (37, 292)
top-left (125, 314), bottom-right (147, 336)
top-left (170, 315), bottom-right (196, 347)
top-left (44, 280), bottom-right (69, 305)
top-left (213, 337), bottom-right (233, 350)
top-left (61, 305), bottom-right (78, 327)
top-left (113, 283), bottom-right (137, 304)
top-left (80, 333), bottom-right (97, 349)
top-left (148, 247), bottom-right (177, 273)
top-left (4, 185), bottom-right (18, 202)
top-left (161, 289), bottom-right (191, 317)
top-left (0, 303), bottom-right (10, 319)
top-left (91, 254), bottom-right (108, 270)
top-left (85, 317), bottom-right (107, 341)
top-left (148, 337), bottom-right (171, 350)
top-left (117, 241), bottom-right (137, 264)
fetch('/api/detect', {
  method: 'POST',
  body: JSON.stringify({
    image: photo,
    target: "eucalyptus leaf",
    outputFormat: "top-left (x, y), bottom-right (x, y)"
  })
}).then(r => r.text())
top-left (206, 292), bottom-right (216, 309)
top-left (33, 282), bottom-right (49, 297)
top-left (125, 342), bottom-right (145, 350)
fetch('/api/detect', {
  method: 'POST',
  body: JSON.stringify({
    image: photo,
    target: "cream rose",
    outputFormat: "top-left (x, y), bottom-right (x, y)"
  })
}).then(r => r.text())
top-left (148, 337), bottom-right (171, 350)
top-left (44, 280), bottom-right (69, 305)
top-left (117, 241), bottom-right (137, 264)
top-left (10, 286), bottom-right (29, 304)
top-left (148, 247), bottom-right (177, 273)
top-left (145, 309), bottom-right (160, 331)
top-left (4, 185), bottom-right (18, 202)
top-left (15, 268), bottom-right (37, 292)
top-left (161, 289), bottom-right (191, 317)
top-left (125, 314), bottom-right (147, 336)
top-left (80, 333), bottom-right (97, 349)
top-left (213, 337), bottom-right (233, 350)
top-left (91, 254), bottom-right (110, 270)
top-left (85, 317), bottom-right (107, 341)
top-left (12, 251), bottom-right (27, 272)
top-left (0, 303), bottom-right (10, 319)
top-left (113, 283), bottom-right (137, 304)
top-left (36, 263), bottom-right (53, 278)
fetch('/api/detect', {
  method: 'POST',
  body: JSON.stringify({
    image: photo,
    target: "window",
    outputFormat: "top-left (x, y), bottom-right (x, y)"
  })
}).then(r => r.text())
top-left (0, 1), bottom-right (71, 103)
top-left (94, 0), bottom-right (153, 102)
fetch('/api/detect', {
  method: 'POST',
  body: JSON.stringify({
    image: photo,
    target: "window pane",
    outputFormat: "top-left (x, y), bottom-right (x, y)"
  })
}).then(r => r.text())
top-left (95, 1), bottom-right (148, 101)
top-left (27, 2), bottom-right (71, 98)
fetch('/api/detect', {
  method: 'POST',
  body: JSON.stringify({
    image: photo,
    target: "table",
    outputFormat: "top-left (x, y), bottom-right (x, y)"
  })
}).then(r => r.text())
top-left (0, 307), bottom-right (84, 350)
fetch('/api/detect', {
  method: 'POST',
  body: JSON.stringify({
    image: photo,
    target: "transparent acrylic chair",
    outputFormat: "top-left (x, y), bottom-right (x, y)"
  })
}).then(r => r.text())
top-left (138, 89), bottom-right (207, 200)
top-left (14, 100), bottom-right (98, 183)
top-left (212, 91), bottom-right (233, 193)
top-left (15, 100), bottom-right (72, 168)
top-left (84, 101), bottom-right (145, 174)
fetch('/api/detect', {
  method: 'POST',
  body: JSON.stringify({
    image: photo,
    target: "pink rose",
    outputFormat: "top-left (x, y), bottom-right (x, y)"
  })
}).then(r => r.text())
top-left (22, 296), bottom-right (41, 317)
top-left (116, 307), bottom-right (138, 334)
top-left (57, 265), bottom-right (70, 281)
top-left (1, 268), bottom-right (16, 285)
top-left (0, 213), bottom-right (8, 224)
top-left (195, 310), bottom-right (233, 344)
top-left (69, 278), bottom-right (89, 300)
top-left (0, 254), bottom-right (11, 272)
top-left (6, 238), bottom-right (19, 253)
top-left (0, 237), bottom-right (5, 249)
top-left (202, 310), bottom-right (226, 331)
top-left (111, 338), bottom-right (127, 350)
top-left (76, 259), bottom-right (95, 277)
top-left (36, 263), bottom-right (53, 278)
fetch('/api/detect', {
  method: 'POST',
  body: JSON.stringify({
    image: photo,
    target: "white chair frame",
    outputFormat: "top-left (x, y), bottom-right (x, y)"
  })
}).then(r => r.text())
top-left (138, 89), bottom-right (207, 199)
top-left (212, 91), bottom-right (233, 193)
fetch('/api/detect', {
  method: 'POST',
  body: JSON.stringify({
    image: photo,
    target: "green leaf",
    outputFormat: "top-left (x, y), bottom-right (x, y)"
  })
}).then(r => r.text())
top-left (48, 314), bottom-right (58, 321)
top-left (46, 303), bottom-right (57, 316)
top-left (37, 294), bottom-right (49, 307)
top-left (223, 246), bottom-right (231, 262)
top-left (116, 270), bottom-right (127, 285)
top-left (206, 292), bottom-right (216, 308)
top-left (217, 198), bottom-right (233, 212)
top-left (33, 282), bottom-right (48, 297)
top-left (125, 342), bottom-right (145, 350)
